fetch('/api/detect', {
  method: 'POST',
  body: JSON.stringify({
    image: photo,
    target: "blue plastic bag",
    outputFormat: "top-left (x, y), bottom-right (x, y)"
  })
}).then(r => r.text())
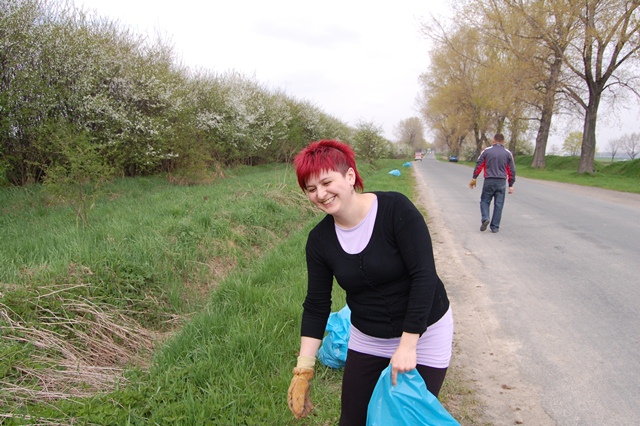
top-left (388, 169), bottom-right (401, 176)
top-left (366, 365), bottom-right (460, 426)
top-left (317, 305), bottom-right (351, 369)
top-left (403, 162), bottom-right (412, 167)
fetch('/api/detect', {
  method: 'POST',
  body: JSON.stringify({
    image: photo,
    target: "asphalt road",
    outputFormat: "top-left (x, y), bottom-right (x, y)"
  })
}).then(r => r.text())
top-left (413, 154), bottom-right (640, 425)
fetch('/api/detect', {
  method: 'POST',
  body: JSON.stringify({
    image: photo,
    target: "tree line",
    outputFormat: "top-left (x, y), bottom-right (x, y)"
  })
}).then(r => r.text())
top-left (418, 0), bottom-right (640, 173)
top-left (1, 0), bottom-right (398, 188)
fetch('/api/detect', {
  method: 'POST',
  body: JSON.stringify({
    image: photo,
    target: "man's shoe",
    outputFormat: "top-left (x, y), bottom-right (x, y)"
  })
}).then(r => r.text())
top-left (491, 229), bottom-right (499, 233)
top-left (480, 220), bottom-right (490, 232)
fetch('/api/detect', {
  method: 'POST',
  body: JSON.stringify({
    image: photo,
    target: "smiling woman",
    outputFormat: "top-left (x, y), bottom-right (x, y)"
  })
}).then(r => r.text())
top-left (294, 140), bottom-right (366, 227)
top-left (303, 169), bottom-right (359, 224)
top-left (287, 139), bottom-right (455, 425)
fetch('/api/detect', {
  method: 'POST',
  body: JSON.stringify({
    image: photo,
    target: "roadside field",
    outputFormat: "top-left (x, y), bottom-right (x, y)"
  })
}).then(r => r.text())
top-left (2, 159), bottom-right (477, 424)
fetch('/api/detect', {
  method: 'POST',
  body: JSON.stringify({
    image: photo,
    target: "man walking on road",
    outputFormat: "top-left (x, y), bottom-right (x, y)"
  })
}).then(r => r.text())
top-left (469, 133), bottom-right (516, 233)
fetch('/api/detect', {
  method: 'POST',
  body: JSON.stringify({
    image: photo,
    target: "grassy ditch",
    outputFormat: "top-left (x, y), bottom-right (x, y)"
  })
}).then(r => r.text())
top-left (1, 160), bottom-right (476, 424)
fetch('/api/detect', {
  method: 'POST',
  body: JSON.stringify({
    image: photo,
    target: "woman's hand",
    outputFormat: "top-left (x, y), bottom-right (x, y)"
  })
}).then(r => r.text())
top-left (389, 332), bottom-right (419, 385)
top-left (288, 337), bottom-right (322, 419)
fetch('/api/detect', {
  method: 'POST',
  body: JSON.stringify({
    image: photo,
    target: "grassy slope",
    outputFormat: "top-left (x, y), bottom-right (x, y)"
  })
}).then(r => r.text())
top-left (1, 163), bottom-right (319, 422)
top-left (2, 159), bottom-right (434, 425)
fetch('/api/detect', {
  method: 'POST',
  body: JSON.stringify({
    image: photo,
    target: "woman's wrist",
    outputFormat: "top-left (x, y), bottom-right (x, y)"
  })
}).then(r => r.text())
top-left (296, 355), bottom-right (316, 369)
top-left (398, 332), bottom-right (420, 350)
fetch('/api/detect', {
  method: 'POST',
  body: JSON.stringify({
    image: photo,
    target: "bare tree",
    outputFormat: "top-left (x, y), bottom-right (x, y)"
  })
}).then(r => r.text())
top-left (621, 132), bottom-right (640, 159)
top-left (606, 137), bottom-right (621, 161)
top-left (419, 24), bottom-right (504, 159)
top-left (471, 0), bottom-right (577, 167)
top-left (559, 0), bottom-right (640, 173)
top-left (470, 0), bottom-right (640, 173)
top-left (512, 1), bottom-right (579, 168)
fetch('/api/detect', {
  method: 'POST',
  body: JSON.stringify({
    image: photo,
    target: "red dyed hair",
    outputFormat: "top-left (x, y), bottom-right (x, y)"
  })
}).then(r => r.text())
top-left (293, 140), bottom-right (364, 192)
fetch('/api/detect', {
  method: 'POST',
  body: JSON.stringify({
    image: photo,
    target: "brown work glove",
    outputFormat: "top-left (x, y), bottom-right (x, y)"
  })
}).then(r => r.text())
top-left (469, 178), bottom-right (477, 189)
top-left (287, 356), bottom-right (315, 419)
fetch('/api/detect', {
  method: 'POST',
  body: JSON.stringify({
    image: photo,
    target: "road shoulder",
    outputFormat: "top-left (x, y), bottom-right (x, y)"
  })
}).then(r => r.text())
top-left (414, 168), bottom-right (556, 426)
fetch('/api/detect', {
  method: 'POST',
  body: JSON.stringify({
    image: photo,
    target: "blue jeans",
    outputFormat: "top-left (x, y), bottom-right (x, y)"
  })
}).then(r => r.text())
top-left (480, 179), bottom-right (506, 231)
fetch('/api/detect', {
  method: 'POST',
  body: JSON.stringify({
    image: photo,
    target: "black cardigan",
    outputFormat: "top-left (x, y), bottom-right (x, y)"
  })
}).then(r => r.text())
top-left (301, 191), bottom-right (450, 340)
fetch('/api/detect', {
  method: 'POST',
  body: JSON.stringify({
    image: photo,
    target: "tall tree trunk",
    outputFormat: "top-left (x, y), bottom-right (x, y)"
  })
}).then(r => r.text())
top-left (445, 132), bottom-right (454, 153)
top-left (532, 55), bottom-right (563, 168)
top-left (496, 115), bottom-right (506, 134)
top-left (472, 124), bottom-right (487, 159)
top-left (508, 135), bottom-right (517, 154)
top-left (578, 89), bottom-right (601, 174)
top-left (508, 118), bottom-right (522, 153)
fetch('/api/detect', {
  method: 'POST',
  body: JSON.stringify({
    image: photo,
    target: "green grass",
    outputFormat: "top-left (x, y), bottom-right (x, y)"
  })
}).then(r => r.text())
top-left (513, 156), bottom-right (640, 193)
top-left (0, 166), bottom-right (318, 301)
top-left (3, 158), bottom-right (453, 425)
top-left (443, 154), bottom-right (640, 194)
top-left (7, 152), bottom-right (631, 424)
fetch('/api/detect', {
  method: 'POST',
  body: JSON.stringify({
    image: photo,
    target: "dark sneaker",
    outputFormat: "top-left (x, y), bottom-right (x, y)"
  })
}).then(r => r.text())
top-left (491, 229), bottom-right (499, 233)
top-left (480, 220), bottom-right (490, 232)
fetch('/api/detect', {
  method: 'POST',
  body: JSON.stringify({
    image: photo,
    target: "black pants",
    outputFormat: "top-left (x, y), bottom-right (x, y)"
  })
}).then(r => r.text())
top-left (339, 349), bottom-right (448, 426)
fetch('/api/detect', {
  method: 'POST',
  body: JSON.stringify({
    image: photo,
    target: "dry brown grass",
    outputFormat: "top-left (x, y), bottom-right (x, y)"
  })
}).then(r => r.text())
top-left (0, 283), bottom-right (166, 407)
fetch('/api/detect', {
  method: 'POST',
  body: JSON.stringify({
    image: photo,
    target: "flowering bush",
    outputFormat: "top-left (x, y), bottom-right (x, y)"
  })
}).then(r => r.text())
top-left (0, 0), bottom-right (354, 187)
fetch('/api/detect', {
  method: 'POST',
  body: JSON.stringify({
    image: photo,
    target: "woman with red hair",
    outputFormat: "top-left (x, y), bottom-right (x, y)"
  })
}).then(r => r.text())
top-left (287, 140), bottom-right (453, 425)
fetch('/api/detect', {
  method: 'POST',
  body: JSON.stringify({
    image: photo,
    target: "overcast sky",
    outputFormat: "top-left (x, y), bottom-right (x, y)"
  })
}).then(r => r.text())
top-left (77, 0), bottom-right (638, 149)
top-left (77, 0), bottom-right (448, 141)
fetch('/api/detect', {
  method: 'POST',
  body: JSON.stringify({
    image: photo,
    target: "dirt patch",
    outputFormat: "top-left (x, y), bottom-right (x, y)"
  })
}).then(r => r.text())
top-left (413, 169), bottom-right (556, 426)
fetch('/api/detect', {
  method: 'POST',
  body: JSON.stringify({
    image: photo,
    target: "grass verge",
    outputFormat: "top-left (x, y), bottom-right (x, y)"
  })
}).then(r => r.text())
top-left (447, 154), bottom-right (639, 194)
top-left (2, 159), bottom-right (477, 425)
top-left (514, 156), bottom-right (640, 193)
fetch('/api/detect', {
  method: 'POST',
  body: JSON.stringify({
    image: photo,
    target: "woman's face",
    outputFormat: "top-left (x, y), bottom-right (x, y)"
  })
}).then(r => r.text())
top-left (304, 168), bottom-right (355, 215)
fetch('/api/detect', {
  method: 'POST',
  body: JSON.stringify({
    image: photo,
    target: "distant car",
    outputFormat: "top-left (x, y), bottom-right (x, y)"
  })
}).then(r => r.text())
top-left (448, 155), bottom-right (459, 162)
top-left (414, 152), bottom-right (423, 161)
